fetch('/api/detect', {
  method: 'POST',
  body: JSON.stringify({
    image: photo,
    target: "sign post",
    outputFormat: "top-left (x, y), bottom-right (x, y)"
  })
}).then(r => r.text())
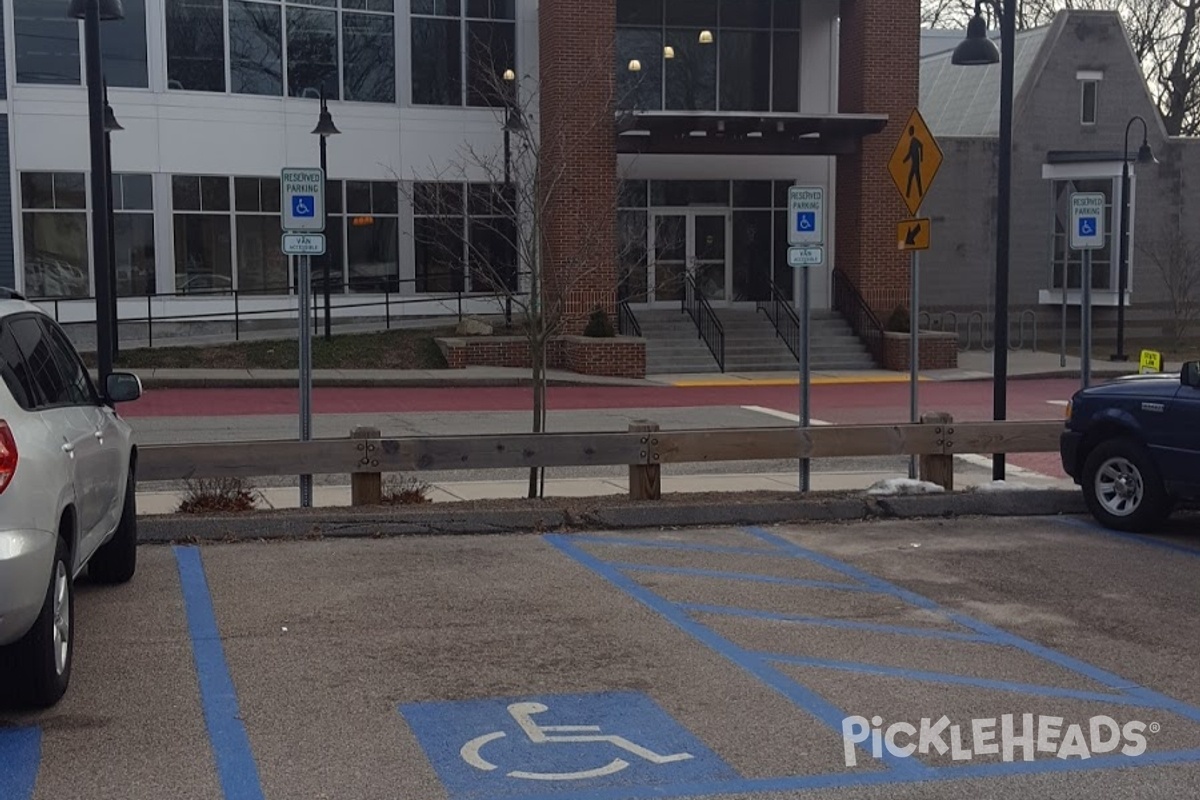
top-left (788, 186), bottom-right (824, 493)
top-left (1070, 192), bottom-right (1105, 389)
top-left (888, 108), bottom-right (943, 480)
top-left (281, 167), bottom-right (326, 508)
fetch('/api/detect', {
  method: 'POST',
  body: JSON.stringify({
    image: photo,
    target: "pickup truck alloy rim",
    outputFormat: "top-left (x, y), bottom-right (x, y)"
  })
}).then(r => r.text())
top-left (1094, 456), bottom-right (1144, 517)
top-left (53, 561), bottom-right (70, 675)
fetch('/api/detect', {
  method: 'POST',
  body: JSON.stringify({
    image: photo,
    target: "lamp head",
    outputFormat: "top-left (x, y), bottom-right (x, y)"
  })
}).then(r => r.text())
top-left (1136, 140), bottom-right (1157, 164)
top-left (951, 13), bottom-right (1000, 66)
top-left (67, 0), bottom-right (125, 21)
top-left (698, 30), bottom-right (714, 44)
top-left (103, 102), bottom-right (123, 132)
top-left (503, 68), bottom-right (516, 82)
top-left (311, 107), bottom-right (340, 137)
top-left (663, 45), bottom-right (675, 59)
top-left (628, 59), bottom-right (642, 72)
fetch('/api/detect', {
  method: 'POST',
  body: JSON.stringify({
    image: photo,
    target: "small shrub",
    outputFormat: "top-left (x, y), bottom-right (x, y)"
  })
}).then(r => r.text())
top-left (885, 305), bottom-right (911, 334)
top-left (178, 477), bottom-right (261, 514)
top-left (381, 475), bottom-right (432, 505)
top-left (583, 306), bottom-right (616, 338)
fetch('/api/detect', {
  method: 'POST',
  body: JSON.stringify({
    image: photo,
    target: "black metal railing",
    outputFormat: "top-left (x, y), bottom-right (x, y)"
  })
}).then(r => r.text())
top-left (617, 298), bottom-right (642, 338)
top-left (755, 281), bottom-right (801, 361)
top-left (831, 269), bottom-right (885, 364)
top-left (30, 272), bottom-right (521, 349)
top-left (682, 273), bottom-right (726, 372)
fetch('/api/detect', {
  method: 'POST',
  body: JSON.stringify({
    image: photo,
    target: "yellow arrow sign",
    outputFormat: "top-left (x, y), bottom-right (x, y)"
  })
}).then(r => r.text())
top-left (888, 108), bottom-right (943, 216)
top-left (897, 218), bottom-right (930, 251)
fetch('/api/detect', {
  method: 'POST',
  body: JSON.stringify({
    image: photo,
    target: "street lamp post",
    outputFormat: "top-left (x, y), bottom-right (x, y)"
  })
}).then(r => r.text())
top-left (311, 84), bottom-right (340, 341)
top-left (502, 68), bottom-right (524, 328)
top-left (67, 0), bottom-right (124, 385)
top-left (952, 0), bottom-right (1013, 481)
top-left (103, 82), bottom-right (123, 361)
top-left (1112, 115), bottom-right (1157, 361)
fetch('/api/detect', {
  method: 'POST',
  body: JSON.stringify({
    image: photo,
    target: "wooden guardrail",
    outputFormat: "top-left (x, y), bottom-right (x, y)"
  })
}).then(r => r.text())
top-left (138, 416), bottom-right (1064, 503)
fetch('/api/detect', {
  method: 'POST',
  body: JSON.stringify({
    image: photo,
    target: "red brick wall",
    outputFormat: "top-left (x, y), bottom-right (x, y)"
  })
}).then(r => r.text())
top-left (837, 0), bottom-right (921, 320)
top-left (437, 336), bottom-right (646, 378)
top-left (538, 0), bottom-right (618, 333)
top-left (882, 332), bottom-right (958, 371)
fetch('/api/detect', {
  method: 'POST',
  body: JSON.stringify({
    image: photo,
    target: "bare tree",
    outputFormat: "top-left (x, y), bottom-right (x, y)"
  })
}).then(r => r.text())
top-left (401, 59), bottom-right (652, 498)
top-left (921, 0), bottom-right (1200, 135)
top-left (1141, 219), bottom-right (1200, 346)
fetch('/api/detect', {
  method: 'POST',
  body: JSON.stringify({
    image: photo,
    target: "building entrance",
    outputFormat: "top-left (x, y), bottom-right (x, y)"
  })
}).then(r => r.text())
top-left (647, 210), bottom-right (732, 306)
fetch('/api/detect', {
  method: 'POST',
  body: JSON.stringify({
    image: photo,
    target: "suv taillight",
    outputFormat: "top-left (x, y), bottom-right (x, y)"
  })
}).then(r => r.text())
top-left (0, 421), bottom-right (16, 494)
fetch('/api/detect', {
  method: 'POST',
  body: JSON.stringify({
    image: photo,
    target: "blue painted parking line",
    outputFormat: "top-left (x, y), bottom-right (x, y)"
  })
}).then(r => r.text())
top-left (175, 546), bottom-right (266, 800)
top-left (612, 562), bottom-right (882, 594)
top-left (678, 602), bottom-right (993, 644)
top-left (400, 692), bottom-right (736, 800)
top-left (541, 527), bottom-right (1200, 795)
top-left (1055, 516), bottom-right (1200, 559)
top-left (567, 535), bottom-right (775, 558)
top-left (0, 727), bottom-right (40, 800)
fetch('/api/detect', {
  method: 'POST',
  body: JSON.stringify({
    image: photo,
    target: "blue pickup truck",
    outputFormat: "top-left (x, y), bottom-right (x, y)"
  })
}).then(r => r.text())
top-left (1061, 360), bottom-right (1200, 531)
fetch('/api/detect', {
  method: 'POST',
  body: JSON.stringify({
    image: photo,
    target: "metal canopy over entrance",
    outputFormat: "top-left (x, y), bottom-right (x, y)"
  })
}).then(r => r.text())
top-left (615, 111), bottom-right (889, 155)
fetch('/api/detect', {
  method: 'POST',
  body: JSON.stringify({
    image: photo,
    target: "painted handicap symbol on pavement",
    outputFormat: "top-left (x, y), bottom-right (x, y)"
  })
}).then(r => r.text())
top-left (1078, 217), bottom-right (1096, 237)
top-left (401, 692), bottom-right (735, 799)
top-left (0, 727), bottom-right (41, 800)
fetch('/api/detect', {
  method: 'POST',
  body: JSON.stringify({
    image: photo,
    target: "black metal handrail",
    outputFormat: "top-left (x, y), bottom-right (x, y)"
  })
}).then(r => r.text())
top-left (29, 272), bottom-right (523, 349)
top-left (682, 273), bottom-right (725, 372)
top-left (755, 281), bottom-right (801, 361)
top-left (831, 269), bottom-right (885, 365)
top-left (616, 299), bottom-right (642, 338)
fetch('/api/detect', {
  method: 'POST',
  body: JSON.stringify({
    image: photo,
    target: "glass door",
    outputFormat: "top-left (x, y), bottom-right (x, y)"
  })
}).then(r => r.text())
top-left (648, 211), bottom-right (731, 305)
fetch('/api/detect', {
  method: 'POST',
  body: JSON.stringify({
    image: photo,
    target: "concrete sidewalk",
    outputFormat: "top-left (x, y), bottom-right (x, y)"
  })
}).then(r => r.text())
top-left (121, 348), bottom-right (1160, 389)
top-left (139, 467), bottom-right (1074, 515)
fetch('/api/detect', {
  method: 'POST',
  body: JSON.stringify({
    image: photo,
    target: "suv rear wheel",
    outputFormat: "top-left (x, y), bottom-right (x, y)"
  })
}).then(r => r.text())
top-left (0, 535), bottom-right (74, 708)
top-left (1082, 437), bottom-right (1172, 532)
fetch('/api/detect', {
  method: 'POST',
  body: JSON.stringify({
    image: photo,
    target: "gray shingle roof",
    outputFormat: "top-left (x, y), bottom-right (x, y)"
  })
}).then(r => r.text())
top-left (920, 26), bottom-right (1050, 136)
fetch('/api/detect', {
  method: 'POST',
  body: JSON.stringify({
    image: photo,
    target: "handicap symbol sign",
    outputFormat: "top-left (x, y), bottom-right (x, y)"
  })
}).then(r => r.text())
top-left (796, 211), bottom-right (816, 233)
top-left (292, 195), bottom-right (315, 218)
top-left (400, 692), bottom-right (734, 799)
top-left (1078, 217), bottom-right (1096, 238)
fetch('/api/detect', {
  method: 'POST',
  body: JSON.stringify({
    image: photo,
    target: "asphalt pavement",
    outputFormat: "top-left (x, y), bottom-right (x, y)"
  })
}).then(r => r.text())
top-left (5, 515), bottom-right (1200, 799)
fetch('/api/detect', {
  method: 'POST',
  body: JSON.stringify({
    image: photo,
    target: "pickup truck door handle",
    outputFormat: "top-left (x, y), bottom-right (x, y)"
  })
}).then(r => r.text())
top-left (62, 442), bottom-right (74, 454)
top-left (94, 430), bottom-right (104, 442)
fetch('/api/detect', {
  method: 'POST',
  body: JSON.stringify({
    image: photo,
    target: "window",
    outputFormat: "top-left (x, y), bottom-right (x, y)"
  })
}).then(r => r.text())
top-left (413, 181), bottom-right (516, 293)
top-left (14, 0), bottom-right (148, 87)
top-left (172, 175), bottom-right (234, 294)
top-left (6, 316), bottom-right (92, 407)
top-left (235, 178), bottom-right (286, 294)
top-left (1080, 80), bottom-right (1098, 125)
top-left (1049, 178), bottom-right (1115, 295)
top-left (313, 179), bottom-right (346, 293)
top-left (345, 180), bottom-right (400, 292)
top-left (113, 174), bottom-right (156, 297)
top-left (40, 318), bottom-right (97, 405)
top-left (169, 0), bottom-right (394, 101)
top-left (0, 322), bottom-right (39, 411)
top-left (616, 0), bottom-right (800, 112)
top-left (21, 172), bottom-right (90, 299)
top-left (411, 0), bottom-right (516, 107)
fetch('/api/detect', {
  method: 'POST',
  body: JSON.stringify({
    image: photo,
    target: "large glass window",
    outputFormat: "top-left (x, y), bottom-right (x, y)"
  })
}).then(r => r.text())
top-left (103, 0), bottom-right (150, 87)
top-left (14, 0), bottom-right (81, 85)
top-left (345, 181), bottom-right (400, 292)
top-left (235, 178), bottom-right (286, 293)
top-left (172, 175), bottom-right (233, 294)
top-left (413, 181), bottom-right (516, 293)
top-left (230, 0), bottom-right (284, 95)
top-left (20, 173), bottom-right (90, 299)
top-left (616, 0), bottom-right (800, 112)
top-left (286, 4), bottom-right (339, 98)
top-left (167, 0), bottom-right (227, 91)
top-left (113, 174), bottom-right (156, 297)
top-left (411, 0), bottom-right (516, 107)
top-left (343, 11), bottom-right (396, 102)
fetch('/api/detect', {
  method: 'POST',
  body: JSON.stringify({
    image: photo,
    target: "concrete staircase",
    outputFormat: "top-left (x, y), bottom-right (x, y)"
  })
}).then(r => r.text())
top-left (633, 307), bottom-right (877, 375)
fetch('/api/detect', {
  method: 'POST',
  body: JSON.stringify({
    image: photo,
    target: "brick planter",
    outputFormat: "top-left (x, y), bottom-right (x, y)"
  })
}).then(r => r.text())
top-left (436, 335), bottom-right (646, 378)
top-left (882, 331), bottom-right (959, 371)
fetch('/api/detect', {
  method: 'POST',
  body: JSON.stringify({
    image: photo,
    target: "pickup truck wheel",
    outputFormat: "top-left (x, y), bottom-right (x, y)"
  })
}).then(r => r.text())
top-left (1082, 438), bottom-right (1171, 532)
top-left (88, 467), bottom-right (137, 585)
top-left (3, 537), bottom-right (74, 708)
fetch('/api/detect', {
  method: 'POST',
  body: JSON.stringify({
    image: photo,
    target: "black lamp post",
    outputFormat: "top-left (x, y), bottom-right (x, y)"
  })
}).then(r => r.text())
top-left (1111, 115), bottom-right (1157, 361)
top-left (67, 0), bottom-right (123, 385)
top-left (952, 0), bottom-right (1013, 482)
top-left (311, 84), bottom-right (340, 341)
top-left (103, 82), bottom-right (122, 360)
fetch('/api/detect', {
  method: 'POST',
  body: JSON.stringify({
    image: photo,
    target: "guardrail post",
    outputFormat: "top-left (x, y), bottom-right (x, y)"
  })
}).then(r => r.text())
top-left (919, 412), bottom-right (955, 491)
top-left (350, 426), bottom-right (382, 505)
top-left (628, 420), bottom-right (661, 501)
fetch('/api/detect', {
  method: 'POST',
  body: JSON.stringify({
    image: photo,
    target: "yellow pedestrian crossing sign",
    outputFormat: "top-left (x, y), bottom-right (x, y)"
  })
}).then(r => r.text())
top-left (888, 108), bottom-right (943, 216)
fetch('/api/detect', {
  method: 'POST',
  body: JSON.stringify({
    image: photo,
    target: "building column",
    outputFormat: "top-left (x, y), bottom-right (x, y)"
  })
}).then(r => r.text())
top-left (537, 0), bottom-right (618, 333)
top-left (836, 0), bottom-right (920, 321)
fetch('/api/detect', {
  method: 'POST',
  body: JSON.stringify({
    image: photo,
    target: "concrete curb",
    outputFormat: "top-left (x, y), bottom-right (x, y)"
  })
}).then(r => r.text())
top-left (135, 375), bottom-right (629, 390)
top-left (137, 489), bottom-right (1089, 542)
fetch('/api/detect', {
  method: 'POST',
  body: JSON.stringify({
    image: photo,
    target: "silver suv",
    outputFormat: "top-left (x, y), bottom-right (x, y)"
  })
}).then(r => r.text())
top-left (0, 289), bottom-right (142, 708)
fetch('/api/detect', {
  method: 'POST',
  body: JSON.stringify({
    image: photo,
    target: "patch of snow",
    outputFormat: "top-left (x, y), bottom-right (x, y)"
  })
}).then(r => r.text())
top-left (971, 480), bottom-right (1055, 492)
top-left (866, 478), bottom-right (946, 496)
